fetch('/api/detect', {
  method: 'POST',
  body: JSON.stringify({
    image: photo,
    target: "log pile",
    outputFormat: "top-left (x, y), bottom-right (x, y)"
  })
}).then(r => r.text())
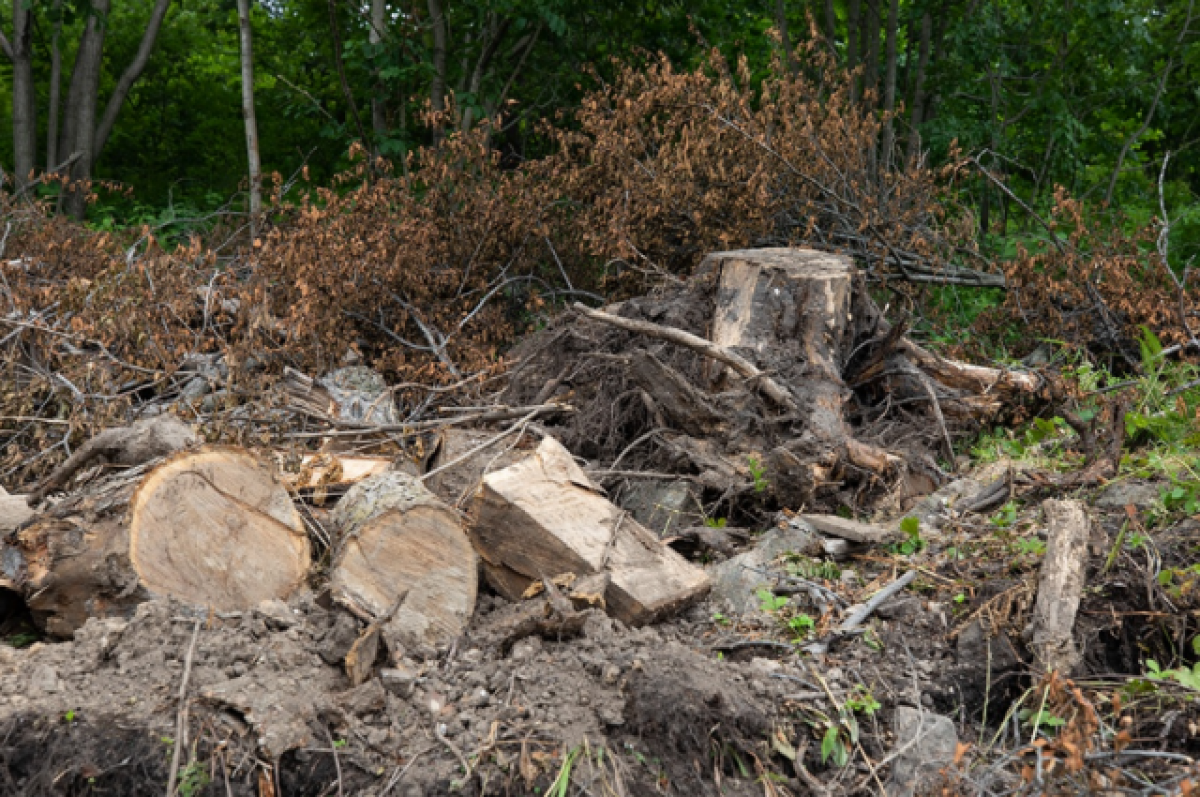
top-left (0, 248), bottom-right (1044, 655)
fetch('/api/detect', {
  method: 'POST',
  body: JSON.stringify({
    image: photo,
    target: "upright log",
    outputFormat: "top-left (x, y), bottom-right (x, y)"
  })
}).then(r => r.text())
top-left (3, 447), bottom-right (311, 636)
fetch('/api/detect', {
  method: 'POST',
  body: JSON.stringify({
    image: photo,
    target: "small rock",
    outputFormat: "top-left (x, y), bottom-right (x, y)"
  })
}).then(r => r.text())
top-left (340, 679), bottom-right (387, 717)
top-left (709, 523), bottom-right (816, 614)
top-left (30, 664), bottom-right (60, 694)
top-left (380, 665), bottom-right (418, 698)
top-left (619, 480), bottom-right (703, 536)
top-left (889, 707), bottom-right (958, 797)
top-left (1096, 481), bottom-right (1161, 510)
top-left (876, 596), bottom-right (923, 621)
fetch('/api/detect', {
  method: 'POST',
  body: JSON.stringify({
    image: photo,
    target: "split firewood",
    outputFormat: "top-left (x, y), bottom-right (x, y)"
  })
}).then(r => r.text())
top-left (470, 437), bottom-right (711, 625)
top-left (0, 490), bottom-right (34, 532)
top-left (3, 447), bottom-right (311, 637)
top-left (329, 471), bottom-right (477, 651)
top-left (26, 414), bottom-right (198, 505)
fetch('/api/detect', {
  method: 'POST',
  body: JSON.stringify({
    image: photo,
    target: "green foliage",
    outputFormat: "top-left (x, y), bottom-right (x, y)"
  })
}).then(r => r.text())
top-left (786, 614), bottom-right (815, 641)
top-left (844, 687), bottom-right (881, 716)
top-left (704, 517), bottom-right (728, 529)
top-left (891, 517), bottom-right (925, 557)
top-left (746, 456), bottom-right (769, 494)
top-left (784, 554), bottom-right (841, 582)
top-left (990, 502), bottom-right (1020, 529)
top-left (1019, 707), bottom-right (1066, 735)
top-left (1145, 641), bottom-right (1200, 691)
top-left (756, 588), bottom-right (789, 614)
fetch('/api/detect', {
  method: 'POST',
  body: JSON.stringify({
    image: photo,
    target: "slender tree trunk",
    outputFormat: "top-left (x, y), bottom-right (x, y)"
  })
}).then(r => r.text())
top-left (461, 15), bottom-right (511, 131)
top-left (427, 0), bottom-right (448, 143)
top-left (905, 11), bottom-right (932, 164)
top-left (847, 0), bottom-right (861, 101)
top-left (881, 0), bottom-right (899, 169)
top-left (824, 0), bottom-right (837, 57)
top-left (864, 0), bottom-right (880, 104)
top-left (10, 0), bottom-right (37, 189)
top-left (46, 0), bottom-right (64, 171)
top-left (94, 0), bottom-right (172, 156)
top-left (61, 0), bottom-right (110, 219)
top-left (236, 0), bottom-right (262, 236)
top-left (370, 0), bottom-right (386, 153)
top-left (773, 0), bottom-right (797, 75)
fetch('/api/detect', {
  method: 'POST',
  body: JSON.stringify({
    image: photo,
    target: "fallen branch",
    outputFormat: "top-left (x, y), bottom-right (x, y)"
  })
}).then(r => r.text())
top-left (804, 569), bottom-right (917, 655)
top-left (572, 302), bottom-right (799, 411)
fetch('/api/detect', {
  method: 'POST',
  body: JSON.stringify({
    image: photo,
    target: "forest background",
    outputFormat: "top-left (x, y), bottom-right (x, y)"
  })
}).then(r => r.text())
top-left (0, 0), bottom-right (1198, 407)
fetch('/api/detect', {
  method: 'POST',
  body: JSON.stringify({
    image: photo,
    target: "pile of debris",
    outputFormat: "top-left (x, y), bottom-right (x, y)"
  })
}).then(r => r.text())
top-left (19, 248), bottom-right (1188, 794)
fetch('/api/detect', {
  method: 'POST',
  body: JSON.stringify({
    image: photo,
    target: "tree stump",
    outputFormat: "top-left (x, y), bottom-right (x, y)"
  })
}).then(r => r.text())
top-left (329, 471), bottom-right (477, 652)
top-left (3, 447), bottom-right (311, 637)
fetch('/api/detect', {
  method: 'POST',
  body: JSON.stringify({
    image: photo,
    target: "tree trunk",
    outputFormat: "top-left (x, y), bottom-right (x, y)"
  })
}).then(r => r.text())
top-left (370, 0), bottom-right (386, 152)
top-left (93, 0), bottom-right (173, 157)
top-left (881, 0), bottom-right (899, 171)
top-left (236, 0), bottom-right (262, 236)
top-left (10, 0), bottom-right (37, 190)
top-left (45, 0), bottom-right (64, 172)
top-left (824, 0), bottom-right (838, 57)
top-left (863, 0), bottom-right (880, 102)
top-left (460, 15), bottom-right (511, 132)
top-left (905, 11), bottom-right (932, 164)
top-left (847, 0), bottom-right (861, 101)
top-left (3, 447), bottom-right (311, 637)
top-left (773, 0), bottom-right (797, 75)
top-left (60, 0), bottom-right (110, 220)
top-left (329, 471), bottom-right (477, 650)
top-left (427, 0), bottom-right (448, 143)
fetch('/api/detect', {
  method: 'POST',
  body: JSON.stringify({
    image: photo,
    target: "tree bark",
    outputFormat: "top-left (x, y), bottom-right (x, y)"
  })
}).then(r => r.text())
top-left (824, 0), bottom-right (837, 57)
top-left (370, 0), bottom-right (386, 152)
top-left (93, 0), bottom-right (173, 157)
top-left (9, 0), bottom-right (37, 189)
top-left (330, 471), bottom-right (477, 649)
top-left (905, 11), bottom-right (932, 164)
top-left (427, 0), bottom-right (448, 143)
top-left (881, 0), bottom-right (899, 171)
top-left (846, 0), bottom-right (861, 101)
top-left (460, 15), bottom-right (511, 131)
top-left (45, 0), bottom-right (64, 172)
top-left (863, 0), bottom-right (880, 102)
top-left (773, 0), bottom-right (797, 75)
top-left (60, 0), bottom-right (110, 219)
top-left (237, 0), bottom-right (263, 236)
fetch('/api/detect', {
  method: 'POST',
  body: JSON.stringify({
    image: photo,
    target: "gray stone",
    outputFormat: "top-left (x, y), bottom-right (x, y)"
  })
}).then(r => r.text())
top-left (1096, 481), bottom-right (1161, 510)
top-left (708, 523), bottom-right (816, 614)
top-left (380, 665), bottom-right (418, 698)
top-left (619, 480), bottom-right (702, 536)
top-left (29, 664), bottom-right (60, 695)
top-left (889, 707), bottom-right (958, 797)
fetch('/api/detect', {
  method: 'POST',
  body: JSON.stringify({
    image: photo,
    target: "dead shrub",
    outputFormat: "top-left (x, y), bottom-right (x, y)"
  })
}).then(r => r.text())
top-left (976, 189), bottom-right (1189, 368)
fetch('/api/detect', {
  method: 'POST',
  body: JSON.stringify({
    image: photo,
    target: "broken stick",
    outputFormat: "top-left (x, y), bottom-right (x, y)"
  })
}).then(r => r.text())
top-left (572, 302), bottom-right (799, 411)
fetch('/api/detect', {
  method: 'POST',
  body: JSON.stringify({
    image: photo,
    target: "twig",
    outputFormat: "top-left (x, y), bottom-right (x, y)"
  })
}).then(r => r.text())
top-left (437, 723), bottom-right (474, 784)
top-left (805, 569), bottom-right (918, 655)
top-left (419, 408), bottom-right (540, 484)
top-left (572, 303), bottom-right (798, 411)
top-left (324, 726), bottom-right (345, 797)
top-left (166, 620), bottom-right (201, 797)
top-left (285, 403), bottom-right (568, 439)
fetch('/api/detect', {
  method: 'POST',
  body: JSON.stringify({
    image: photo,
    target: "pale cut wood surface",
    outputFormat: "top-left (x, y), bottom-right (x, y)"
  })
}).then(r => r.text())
top-left (129, 447), bottom-right (310, 611)
top-left (471, 437), bottom-right (710, 624)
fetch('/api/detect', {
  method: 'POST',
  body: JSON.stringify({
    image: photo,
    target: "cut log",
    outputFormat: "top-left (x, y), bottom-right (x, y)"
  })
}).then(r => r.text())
top-left (329, 471), bottom-right (477, 652)
top-left (470, 437), bottom-right (711, 625)
top-left (1029, 499), bottom-right (1090, 675)
top-left (3, 447), bottom-right (310, 637)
